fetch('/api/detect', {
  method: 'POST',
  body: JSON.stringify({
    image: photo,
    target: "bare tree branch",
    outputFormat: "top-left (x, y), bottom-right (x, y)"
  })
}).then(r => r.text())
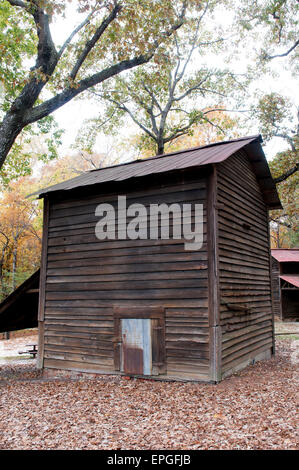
top-left (274, 163), bottom-right (299, 184)
top-left (70, 3), bottom-right (122, 80)
top-left (57, 10), bottom-right (96, 60)
top-left (273, 131), bottom-right (296, 152)
top-left (266, 39), bottom-right (299, 59)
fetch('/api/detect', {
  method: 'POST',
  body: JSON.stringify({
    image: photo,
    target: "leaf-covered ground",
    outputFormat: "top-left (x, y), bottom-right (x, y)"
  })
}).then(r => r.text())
top-left (0, 337), bottom-right (298, 450)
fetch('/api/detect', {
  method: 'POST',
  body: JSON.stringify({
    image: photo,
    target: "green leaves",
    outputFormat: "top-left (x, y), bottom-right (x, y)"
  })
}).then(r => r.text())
top-left (0, 115), bottom-right (64, 189)
top-left (0, 0), bottom-right (195, 174)
top-left (77, 0), bottom-right (247, 155)
top-left (237, 0), bottom-right (299, 67)
top-left (254, 93), bottom-right (294, 142)
top-left (0, 1), bottom-right (36, 106)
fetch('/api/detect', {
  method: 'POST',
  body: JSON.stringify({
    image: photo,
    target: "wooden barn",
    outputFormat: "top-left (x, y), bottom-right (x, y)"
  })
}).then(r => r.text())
top-left (271, 249), bottom-right (299, 321)
top-left (32, 135), bottom-right (281, 382)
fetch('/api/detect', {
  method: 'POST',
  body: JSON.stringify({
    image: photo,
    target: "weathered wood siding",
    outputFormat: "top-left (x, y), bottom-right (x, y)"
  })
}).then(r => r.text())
top-left (42, 172), bottom-right (210, 380)
top-left (217, 151), bottom-right (274, 378)
top-left (271, 257), bottom-right (282, 319)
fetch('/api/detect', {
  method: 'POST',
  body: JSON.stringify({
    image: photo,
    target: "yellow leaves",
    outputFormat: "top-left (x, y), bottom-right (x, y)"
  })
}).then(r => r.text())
top-left (213, 412), bottom-right (227, 420)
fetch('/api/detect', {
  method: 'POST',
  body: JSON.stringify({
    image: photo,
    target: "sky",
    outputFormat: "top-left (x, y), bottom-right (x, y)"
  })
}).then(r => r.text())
top-left (47, 2), bottom-right (298, 164)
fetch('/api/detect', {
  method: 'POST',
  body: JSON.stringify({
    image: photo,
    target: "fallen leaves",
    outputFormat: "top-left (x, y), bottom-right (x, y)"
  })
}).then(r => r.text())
top-left (0, 338), bottom-right (298, 450)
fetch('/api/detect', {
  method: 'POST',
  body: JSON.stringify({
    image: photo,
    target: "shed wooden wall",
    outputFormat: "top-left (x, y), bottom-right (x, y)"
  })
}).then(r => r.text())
top-left (216, 151), bottom-right (274, 378)
top-left (41, 172), bottom-right (211, 381)
top-left (281, 290), bottom-right (299, 321)
top-left (271, 257), bottom-right (282, 318)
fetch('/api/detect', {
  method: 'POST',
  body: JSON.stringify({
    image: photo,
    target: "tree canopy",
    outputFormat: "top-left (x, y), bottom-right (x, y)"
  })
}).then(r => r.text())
top-left (238, 0), bottom-right (298, 67)
top-left (0, 0), bottom-right (198, 173)
top-left (0, 0), bottom-right (298, 264)
top-left (77, 1), bottom-right (249, 155)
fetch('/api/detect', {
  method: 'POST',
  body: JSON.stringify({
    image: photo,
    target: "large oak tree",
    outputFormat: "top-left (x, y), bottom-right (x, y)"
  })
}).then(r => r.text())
top-left (80, 1), bottom-right (248, 155)
top-left (0, 0), bottom-right (194, 171)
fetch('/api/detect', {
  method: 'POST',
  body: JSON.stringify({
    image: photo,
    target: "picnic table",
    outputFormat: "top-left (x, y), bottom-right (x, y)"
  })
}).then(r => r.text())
top-left (18, 344), bottom-right (38, 359)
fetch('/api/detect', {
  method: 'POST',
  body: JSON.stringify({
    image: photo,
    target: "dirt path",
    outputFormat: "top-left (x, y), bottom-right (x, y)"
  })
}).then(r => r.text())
top-left (0, 333), bottom-right (38, 366)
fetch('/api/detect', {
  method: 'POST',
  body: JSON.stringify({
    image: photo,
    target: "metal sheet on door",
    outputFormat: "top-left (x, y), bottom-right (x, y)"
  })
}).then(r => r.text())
top-left (121, 318), bottom-right (152, 375)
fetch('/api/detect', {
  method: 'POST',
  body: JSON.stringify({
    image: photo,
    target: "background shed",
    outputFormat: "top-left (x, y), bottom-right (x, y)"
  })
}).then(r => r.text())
top-left (271, 249), bottom-right (299, 321)
top-left (0, 270), bottom-right (39, 334)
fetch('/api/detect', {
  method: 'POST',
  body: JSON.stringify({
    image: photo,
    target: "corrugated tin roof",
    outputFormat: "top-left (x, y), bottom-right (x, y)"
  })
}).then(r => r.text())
top-left (31, 135), bottom-right (281, 208)
top-left (280, 275), bottom-right (299, 288)
top-left (271, 249), bottom-right (299, 263)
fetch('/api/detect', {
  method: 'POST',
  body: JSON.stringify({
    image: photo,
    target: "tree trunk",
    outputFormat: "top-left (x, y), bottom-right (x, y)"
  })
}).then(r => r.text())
top-left (0, 112), bottom-right (25, 169)
top-left (12, 245), bottom-right (17, 291)
top-left (156, 139), bottom-right (165, 155)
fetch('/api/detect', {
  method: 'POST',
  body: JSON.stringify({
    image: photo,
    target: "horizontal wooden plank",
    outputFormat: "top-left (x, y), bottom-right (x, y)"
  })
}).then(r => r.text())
top-left (218, 247), bottom-right (269, 266)
top-left (165, 319), bottom-right (209, 326)
top-left (48, 218), bottom-right (207, 246)
top-left (44, 307), bottom-right (209, 320)
top-left (49, 193), bottom-right (207, 228)
top-left (47, 271), bottom-right (208, 284)
top-left (50, 194), bottom-right (206, 227)
top-left (45, 288), bottom-right (209, 301)
top-left (47, 261), bottom-right (208, 273)
top-left (222, 328), bottom-right (272, 353)
top-left (165, 326), bottom-right (208, 335)
top-left (166, 349), bottom-right (209, 360)
top-left (45, 299), bottom-right (209, 309)
top-left (45, 319), bottom-right (113, 327)
top-left (44, 329), bottom-right (112, 341)
top-left (50, 184), bottom-right (207, 215)
top-left (46, 279), bottom-right (208, 292)
top-left (222, 338), bottom-right (273, 368)
top-left (218, 238), bottom-right (269, 260)
top-left (166, 340), bottom-right (209, 349)
top-left (47, 250), bottom-right (208, 264)
top-left (45, 307), bottom-right (113, 316)
top-left (44, 324), bottom-right (113, 334)
top-left (219, 270), bottom-right (270, 280)
top-left (44, 336), bottom-right (113, 352)
top-left (219, 263), bottom-right (269, 276)
top-left (165, 308), bottom-right (209, 318)
top-left (43, 357), bottom-right (114, 370)
top-left (219, 227), bottom-right (269, 251)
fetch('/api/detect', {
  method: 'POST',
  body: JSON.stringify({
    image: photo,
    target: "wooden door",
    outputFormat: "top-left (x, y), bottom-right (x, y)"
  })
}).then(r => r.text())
top-left (121, 318), bottom-right (152, 375)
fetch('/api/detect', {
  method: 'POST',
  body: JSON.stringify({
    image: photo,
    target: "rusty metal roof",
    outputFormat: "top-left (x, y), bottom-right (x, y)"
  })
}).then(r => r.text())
top-left (280, 275), bottom-right (299, 288)
top-left (271, 249), bottom-right (299, 263)
top-left (32, 135), bottom-right (281, 208)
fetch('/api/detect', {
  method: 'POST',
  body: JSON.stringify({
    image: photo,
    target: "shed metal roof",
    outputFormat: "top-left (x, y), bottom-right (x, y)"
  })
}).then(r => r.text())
top-left (280, 275), bottom-right (299, 288)
top-left (0, 270), bottom-right (39, 333)
top-left (271, 249), bottom-right (299, 263)
top-left (32, 135), bottom-right (281, 209)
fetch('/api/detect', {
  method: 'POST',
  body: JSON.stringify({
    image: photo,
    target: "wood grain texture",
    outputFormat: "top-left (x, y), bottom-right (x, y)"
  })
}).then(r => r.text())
top-left (271, 257), bottom-right (282, 319)
top-left (217, 150), bottom-right (274, 376)
top-left (42, 175), bottom-right (210, 380)
top-left (207, 165), bottom-right (221, 382)
top-left (37, 198), bottom-right (49, 369)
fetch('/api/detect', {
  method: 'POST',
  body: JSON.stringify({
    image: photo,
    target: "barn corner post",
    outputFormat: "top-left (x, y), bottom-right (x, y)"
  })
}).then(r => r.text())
top-left (37, 196), bottom-right (49, 369)
top-left (207, 165), bottom-right (222, 383)
top-left (267, 210), bottom-right (276, 357)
